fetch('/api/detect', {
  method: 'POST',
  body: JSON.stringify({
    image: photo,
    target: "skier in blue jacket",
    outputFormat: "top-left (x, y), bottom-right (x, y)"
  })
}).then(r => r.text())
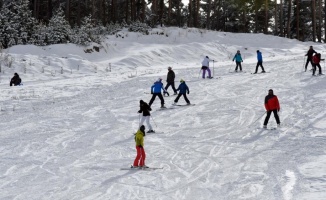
top-left (149, 78), bottom-right (167, 108)
top-left (173, 79), bottom-right (190, 105)
top-left (253, 50), bottom-right (265, 74)
top-left (232, 50), bottom-right (243, 72)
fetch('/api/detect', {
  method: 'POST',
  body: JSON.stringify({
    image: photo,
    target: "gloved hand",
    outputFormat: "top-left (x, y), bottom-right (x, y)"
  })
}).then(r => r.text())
top-left (148, 108), bottom-right (152, 111)
top-left (151, 92), bottom-right (153, 94)
top-left (138, 110), bottom-right (141, 113)
top-left (187, 91), bottom-right (190, 94)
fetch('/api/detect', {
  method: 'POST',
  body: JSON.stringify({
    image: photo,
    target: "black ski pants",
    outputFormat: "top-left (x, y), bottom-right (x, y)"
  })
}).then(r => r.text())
top-left (312, 63), bottom-right (322, 75)
top-left (263, 109), bottom-right (280, 126)
top-left (255, 61), bottom-right (265, 73)
top-left (305, 58), bottom-right (313, 71)
top-left (165, 82), bottom-right (177, 93)
top-left (149, 93), bottom-right (164, 107)
top-left (174, 93), bottom-right (190, 104)
top-left (235, 61), bottom-right (242, 71)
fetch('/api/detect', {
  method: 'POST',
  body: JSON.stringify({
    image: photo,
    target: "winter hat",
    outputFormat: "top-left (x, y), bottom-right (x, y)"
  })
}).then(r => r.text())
top-left (180, 79), bottom-right (184, 82)
top-left (268, 89), bottom-right (273, 93)
top-left (257, 50), bottom-right (260, 53)
top-left (206, 56), bottom-right (209, 58)
top-left (168, 66), bottom-right (172, 70)
top-left (140, 100), bottom-right (144, 104)
top-left (157, 78), bottom-right (162, 82)
top-left (14, 73), bottom-right (18, 76)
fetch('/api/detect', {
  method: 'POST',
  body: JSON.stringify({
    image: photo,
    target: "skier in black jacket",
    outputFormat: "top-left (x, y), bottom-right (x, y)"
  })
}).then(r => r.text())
top-left (164, 66), bottom-right (177, 96)
top-left (138, 100), bottom-right (154, 133)
top-left (305, 46), bottom-right (317, 72)
top-left (10, 73), bottom-right (21, 86)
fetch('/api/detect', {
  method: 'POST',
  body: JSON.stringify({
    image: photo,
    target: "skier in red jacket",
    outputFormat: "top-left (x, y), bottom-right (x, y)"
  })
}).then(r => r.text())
top-left (263, 89), bottom-right (280, 129)
top-left (312, 53), bottom-right (323, 76)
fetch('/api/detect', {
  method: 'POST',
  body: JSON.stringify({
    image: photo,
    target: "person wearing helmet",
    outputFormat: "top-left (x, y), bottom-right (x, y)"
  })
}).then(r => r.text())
top-left (305, 46), bottom-right (317, 72)
top-left (232, 50), bottom-right (243, 72)
top-left (263, 89), bottom-right (280, 129)
top-left (201, 56), bottom-right (213, 79)
top-left (173, 79), bottom-right (190, 105)
top-left (132, 125), bottom-right (147, 168)
top-left (253, 50), bottom-right (265, 74)
top-left (138, 100), bottom-right (154, 133)
top-left (164, 66), bottom-right (177, 96)
top-left (149, 78), bottom-right (167, 108)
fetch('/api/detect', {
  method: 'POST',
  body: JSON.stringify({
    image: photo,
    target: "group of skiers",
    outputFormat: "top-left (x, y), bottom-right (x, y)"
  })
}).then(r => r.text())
top-left (133, 66), bottom-right (191, 168)
top-left (305, 46), bottom-right (323, 76)
top-left (132, 46), bottom-right (326, 168)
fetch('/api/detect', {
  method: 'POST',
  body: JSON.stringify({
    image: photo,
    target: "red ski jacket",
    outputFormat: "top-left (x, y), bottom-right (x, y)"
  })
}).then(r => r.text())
top-left (264, 95), bottom-right (280, 111)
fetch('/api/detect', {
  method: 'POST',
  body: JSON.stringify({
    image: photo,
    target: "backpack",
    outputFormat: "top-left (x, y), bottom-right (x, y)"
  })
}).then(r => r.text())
top-left (312, 55), bottom-right (320, 64)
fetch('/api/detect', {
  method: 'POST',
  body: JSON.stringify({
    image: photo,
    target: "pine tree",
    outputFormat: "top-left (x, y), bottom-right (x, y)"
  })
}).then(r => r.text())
top-left (0, 0), bottom-right (37, 48)
top-left (47, 7), bottom-right (72, 44)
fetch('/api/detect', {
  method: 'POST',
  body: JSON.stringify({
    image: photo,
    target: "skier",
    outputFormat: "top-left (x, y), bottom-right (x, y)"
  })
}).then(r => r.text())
top-left (10, 73), bottom-right (22, 86)
top-left (263, 89), bottom-right (281, 129)
top-left (138, 100), bottom-right (154, 133)
top-left (201, 56), bottom-right (213, 79)
top-left (173, 79), bottom-right (190, 105)
top-left (312, 53), bottom-right (323, 76)
top-left (232, 50), bottom-right (243, 72)
top-left (149, 78), bottom-right (167, 108)
top-left (253, 50), bottom-right (265, 74)
top-left (305, 46), bottom-right (317, 72)
top-left (132, 125), bottom-right (148, 168)
top-left (164, 66), bottom-right (177, 96)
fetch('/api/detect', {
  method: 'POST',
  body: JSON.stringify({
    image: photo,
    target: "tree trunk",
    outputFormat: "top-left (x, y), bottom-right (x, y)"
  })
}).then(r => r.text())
top-left (206, 0), bottom-right (211, 29)
top-left (312, 0), bottom-right (316, 41)
top-left (286, 0), bottom-right (291, 38)
top-left (296, 0), bottom-right (299, 40)
top-left (264, 0), bottom-right (268, 34)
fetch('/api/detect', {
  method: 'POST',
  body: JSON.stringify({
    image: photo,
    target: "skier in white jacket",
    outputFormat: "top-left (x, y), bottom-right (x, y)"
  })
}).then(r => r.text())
top-left (201, 56), bottom-right (213, 79)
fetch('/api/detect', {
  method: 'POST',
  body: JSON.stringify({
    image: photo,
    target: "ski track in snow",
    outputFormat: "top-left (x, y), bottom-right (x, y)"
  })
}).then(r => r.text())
top-left (1, 30), bottom-right (326, 199)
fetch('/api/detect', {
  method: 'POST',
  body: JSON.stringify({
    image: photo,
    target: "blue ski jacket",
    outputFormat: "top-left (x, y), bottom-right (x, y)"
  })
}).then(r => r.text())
top-left (257, 51), bottom-right (263, 62)
top-left (176, 82), bottom-right (189, 94)
top-left (233, 53), bottom-right (243, 62)
top-left (151, 81), bottom-right (165, 93)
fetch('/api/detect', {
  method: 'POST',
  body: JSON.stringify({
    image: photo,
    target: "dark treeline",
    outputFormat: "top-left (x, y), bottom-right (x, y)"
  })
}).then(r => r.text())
top-left (0, 0), bottom-right (324, 48)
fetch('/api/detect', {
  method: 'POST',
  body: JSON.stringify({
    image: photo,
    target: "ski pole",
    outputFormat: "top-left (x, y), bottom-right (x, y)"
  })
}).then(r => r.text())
top-left (197, 69), bottom-right (202, 79)
top-left (248, 111), bottom-right (266, 127)
top-left (150, 115), bottom-right (157, 127)
top-left (303, 56), bottom-right (306, 72)
top-left (213, 61), bottom-right (215, 77)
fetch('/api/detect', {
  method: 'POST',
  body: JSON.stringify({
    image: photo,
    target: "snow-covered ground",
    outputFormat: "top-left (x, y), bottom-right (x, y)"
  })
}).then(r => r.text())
top-left (0, 27), bottom-right (326, 200)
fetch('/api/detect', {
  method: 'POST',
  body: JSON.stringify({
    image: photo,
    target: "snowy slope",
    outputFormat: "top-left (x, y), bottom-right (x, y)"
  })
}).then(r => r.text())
top-left (0, 27), bottom-right (326, 200)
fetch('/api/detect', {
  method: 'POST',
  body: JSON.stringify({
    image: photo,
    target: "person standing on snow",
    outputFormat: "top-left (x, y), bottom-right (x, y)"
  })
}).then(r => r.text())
top-left (149, 78), bottom-right (167, 108)
top-left (305, 46), bottom-right (317, 72)
top-left (312, 53), bottom-right (323, 76)
top-left (132, 125), bottom-right (148, 168)
top-left (263, 89), bottom-right (281, 129)
top-left (173, 79), bottom-right (191, 105)
top-left (253, 50), bottom-right (265, 74)
top-left (232, 50), bottom-right (243, 72)
top-left (201, 56), bottom-right (213, 79)
top-left (164, 66), bottom-right (177, 96)
top-left (10, 73), bottom-right (22, 86)
top-left (138, 100), bottom-right (154, 133)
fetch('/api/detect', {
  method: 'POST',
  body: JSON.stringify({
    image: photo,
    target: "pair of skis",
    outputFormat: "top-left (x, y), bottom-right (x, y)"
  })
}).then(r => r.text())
top-left (120, 166), bottom-right (163, 170)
